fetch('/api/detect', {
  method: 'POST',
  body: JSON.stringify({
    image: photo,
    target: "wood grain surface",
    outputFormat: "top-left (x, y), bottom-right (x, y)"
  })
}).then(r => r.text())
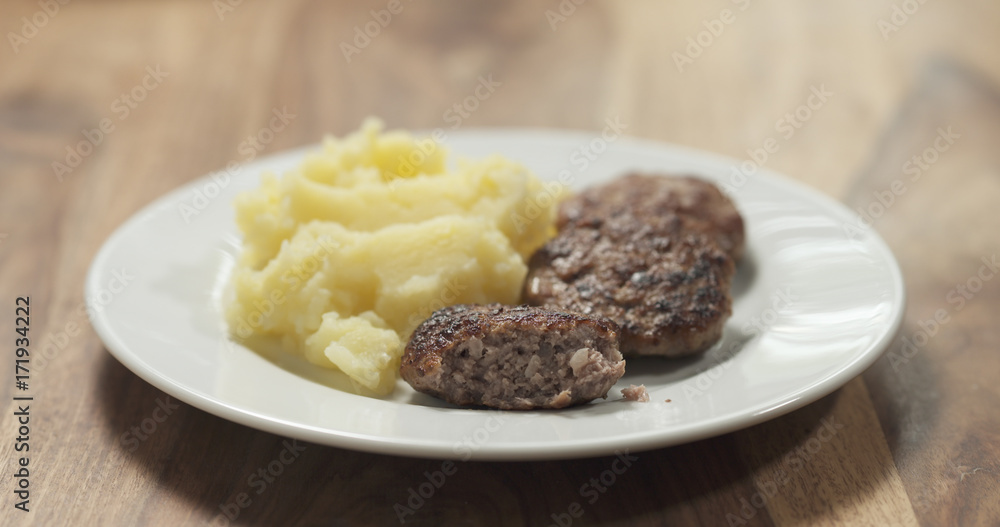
top-left (2, 1), bottom-right (999, 525)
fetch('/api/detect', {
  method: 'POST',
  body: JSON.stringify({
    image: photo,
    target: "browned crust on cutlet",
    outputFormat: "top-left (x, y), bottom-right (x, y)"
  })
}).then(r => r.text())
top-left (558, 174), bottom-right (745, 261)
top-left (523, 174), bottom-right (741, 357)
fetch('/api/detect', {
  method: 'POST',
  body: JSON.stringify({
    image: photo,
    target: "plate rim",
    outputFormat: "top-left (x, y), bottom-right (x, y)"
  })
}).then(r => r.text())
top-left (86, 128), bottom-right (906, 460)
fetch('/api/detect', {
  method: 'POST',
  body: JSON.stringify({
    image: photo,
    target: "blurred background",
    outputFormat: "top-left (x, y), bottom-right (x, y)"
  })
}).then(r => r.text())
top-left (4, 0), bottom-right (997, 202)
top-left (2, 1), bottom-right (999, 525)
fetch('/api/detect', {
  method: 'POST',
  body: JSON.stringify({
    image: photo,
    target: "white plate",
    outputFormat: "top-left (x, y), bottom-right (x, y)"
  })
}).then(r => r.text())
top-left (87, 129), bottom-right (904, 460)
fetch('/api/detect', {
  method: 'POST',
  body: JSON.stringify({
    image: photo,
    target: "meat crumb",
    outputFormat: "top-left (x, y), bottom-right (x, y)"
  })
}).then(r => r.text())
top-left (621, 384), bottom-right (650, 402)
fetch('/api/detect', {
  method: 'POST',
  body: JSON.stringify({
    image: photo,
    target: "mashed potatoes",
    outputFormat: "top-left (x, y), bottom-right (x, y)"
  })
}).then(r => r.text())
top-left (226, 119), bottom-right (562, 395)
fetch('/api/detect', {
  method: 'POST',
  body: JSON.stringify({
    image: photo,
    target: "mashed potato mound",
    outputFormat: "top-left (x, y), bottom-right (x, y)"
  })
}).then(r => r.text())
top-left (226, 119), bottom-right (562, 395)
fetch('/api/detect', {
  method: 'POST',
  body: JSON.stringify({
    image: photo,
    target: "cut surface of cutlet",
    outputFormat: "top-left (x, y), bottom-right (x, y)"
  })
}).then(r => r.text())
top-left (400, 304), bottom-right (624, 410)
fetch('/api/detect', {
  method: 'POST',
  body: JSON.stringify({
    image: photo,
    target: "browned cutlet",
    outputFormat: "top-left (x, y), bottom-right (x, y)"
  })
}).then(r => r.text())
top-left (400, 304), bottom-right (624, 410)
top-left (523, 174), bottom-right (742, 357)
top-left (558, 174), bottom-right (744, 261)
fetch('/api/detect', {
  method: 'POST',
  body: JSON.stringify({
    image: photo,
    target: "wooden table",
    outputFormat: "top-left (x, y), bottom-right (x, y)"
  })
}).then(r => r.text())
top-left (2, 1), bottom-right (999, 525)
